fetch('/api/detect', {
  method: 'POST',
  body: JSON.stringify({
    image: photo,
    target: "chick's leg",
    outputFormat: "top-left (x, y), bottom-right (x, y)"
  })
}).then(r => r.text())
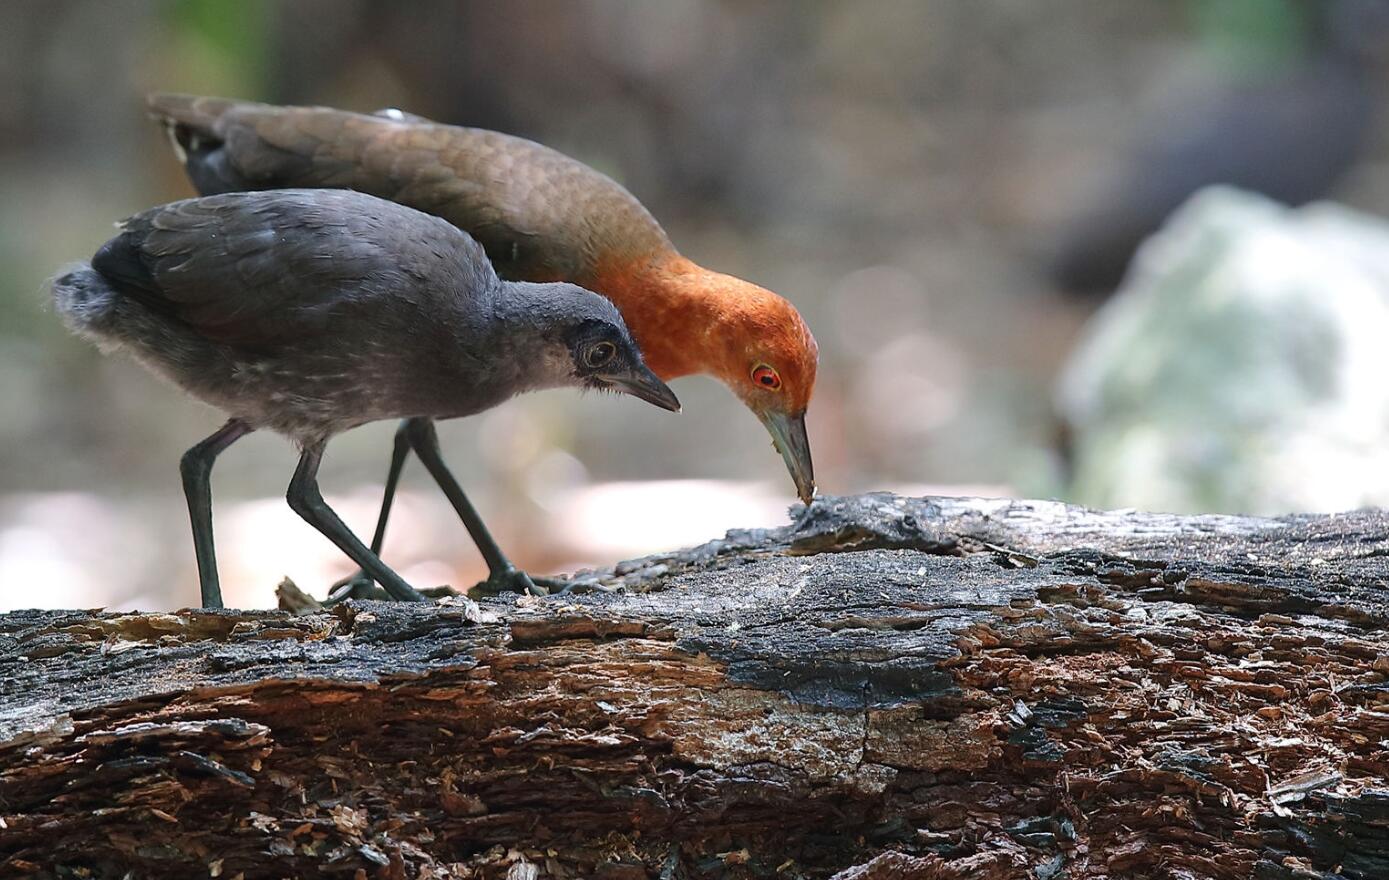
top-left (325, 420), bottom-right (413, 604)
top-left (180, 419), bottom-right (252, 609)
top-left (288, 440), bottom-right (428, 603)
top-left (403, 417), bottom-right (542, 596)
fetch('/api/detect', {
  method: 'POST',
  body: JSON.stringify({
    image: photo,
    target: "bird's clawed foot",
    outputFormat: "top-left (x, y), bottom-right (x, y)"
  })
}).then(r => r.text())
top-left (472, 566), bottom-right (546, 597)
top-left (324, 567), bottom-right (563, 604)
top-left (529, 573), bottom-right (572, 593)
top-left (323, 570), bottom-right (390, 605)
top-left (324, 571), bottom-right (461, 606)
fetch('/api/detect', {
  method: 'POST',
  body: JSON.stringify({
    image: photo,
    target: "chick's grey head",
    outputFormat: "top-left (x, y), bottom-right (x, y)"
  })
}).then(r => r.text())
top-left (502, 281), bottom-right (681, 413)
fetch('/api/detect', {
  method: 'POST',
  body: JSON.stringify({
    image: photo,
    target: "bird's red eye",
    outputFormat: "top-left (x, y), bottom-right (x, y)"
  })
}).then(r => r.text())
top-left (752, 365), bottom-right (781, 390)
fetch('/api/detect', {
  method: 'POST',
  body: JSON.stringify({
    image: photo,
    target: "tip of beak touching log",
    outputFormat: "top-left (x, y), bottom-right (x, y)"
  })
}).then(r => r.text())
top-left (758, 408), bottom-right (815, 504)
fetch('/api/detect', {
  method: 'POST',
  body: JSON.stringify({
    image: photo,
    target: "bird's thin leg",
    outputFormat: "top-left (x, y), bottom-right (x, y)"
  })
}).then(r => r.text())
top-left (403, 417), bottom-right (541, 595)
top-left (180, 419), bottom-right (253, 609)
top-left (287, 440), bottom-right (428, 603)
top-left (367, 420), bottom-right (413, 556)
top-left (325, 420), bottom-right (413, 603)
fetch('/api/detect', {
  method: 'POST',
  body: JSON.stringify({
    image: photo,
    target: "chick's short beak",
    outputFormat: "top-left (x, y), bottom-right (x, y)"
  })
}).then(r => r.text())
top-left (604, 365), bottom-right (682, 413)
top-left (759, 408), bottom-right (815, 505)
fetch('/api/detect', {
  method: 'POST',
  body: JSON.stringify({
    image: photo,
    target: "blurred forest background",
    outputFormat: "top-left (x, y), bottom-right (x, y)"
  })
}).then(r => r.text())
top-left (5, 0), bottom-right (1389, 610)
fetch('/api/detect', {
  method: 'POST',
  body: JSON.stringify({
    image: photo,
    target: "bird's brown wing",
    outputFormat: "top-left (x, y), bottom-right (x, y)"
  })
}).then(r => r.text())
top-left (93, 189), bottom-right (487, 346)
top-left (148, 94), bottom-right (675, 286)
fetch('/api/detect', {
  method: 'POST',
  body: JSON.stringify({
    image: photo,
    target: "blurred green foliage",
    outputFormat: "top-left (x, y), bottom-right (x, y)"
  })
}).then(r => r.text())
top-left (166, 0), bottom-right (270, 95)
top-left (1190, 0), bottom-right (1310, 70)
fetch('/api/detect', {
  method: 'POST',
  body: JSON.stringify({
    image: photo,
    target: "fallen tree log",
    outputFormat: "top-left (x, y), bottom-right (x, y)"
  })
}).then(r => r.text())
top-left (2, 493), bottom-right (1387, 879)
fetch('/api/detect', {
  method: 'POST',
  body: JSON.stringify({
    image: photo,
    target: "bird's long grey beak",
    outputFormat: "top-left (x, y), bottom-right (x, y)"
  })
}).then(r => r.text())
top-left (759, 408), bottom-right (815, 504)
top-left (603, 366), bottom-right (682, 412)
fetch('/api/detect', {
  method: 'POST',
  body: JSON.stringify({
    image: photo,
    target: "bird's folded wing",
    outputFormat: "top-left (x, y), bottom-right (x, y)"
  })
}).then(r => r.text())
top-left (149, 94), bottom-right (673, 285)
top-left (93, 190), bottom-right (480, 346)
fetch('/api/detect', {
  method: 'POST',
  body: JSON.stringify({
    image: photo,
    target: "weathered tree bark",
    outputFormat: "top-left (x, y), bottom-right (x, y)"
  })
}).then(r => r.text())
top-left (2, 493), bottom-right (1387, 880)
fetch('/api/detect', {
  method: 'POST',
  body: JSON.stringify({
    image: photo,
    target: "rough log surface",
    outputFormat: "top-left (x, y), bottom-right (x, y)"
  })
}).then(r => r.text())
top-left (2, 493), bottom-right (1388, 880)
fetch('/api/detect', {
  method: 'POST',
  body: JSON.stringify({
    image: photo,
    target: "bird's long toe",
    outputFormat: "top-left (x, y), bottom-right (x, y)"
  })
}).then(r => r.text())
top-left (473, 567), bottom-right (543, 597)
top-left (322, 572), bottom-right (388, 606)
top-left (529, 573), bottom-right (571, 592)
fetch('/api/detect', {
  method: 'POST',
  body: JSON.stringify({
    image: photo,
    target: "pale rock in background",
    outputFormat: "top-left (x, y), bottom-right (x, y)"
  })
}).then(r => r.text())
top-left (1058, 186), bottom-right (1389, 515)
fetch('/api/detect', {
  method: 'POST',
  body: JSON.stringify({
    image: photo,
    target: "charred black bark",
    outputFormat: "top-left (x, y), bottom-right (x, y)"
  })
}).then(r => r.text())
top-left (2, 494), bottom-right (1386, 879)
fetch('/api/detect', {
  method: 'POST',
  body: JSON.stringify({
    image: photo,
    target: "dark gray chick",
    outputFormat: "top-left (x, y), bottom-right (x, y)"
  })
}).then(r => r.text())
top-left (52, 189), bottom-right (680, 609)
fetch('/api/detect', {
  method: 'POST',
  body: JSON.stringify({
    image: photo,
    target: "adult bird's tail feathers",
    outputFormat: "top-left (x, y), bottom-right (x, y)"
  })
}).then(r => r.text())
top-left (147, 93), bottom-right (251, 194)
top-left (148, 91), bottom-right (238, 127)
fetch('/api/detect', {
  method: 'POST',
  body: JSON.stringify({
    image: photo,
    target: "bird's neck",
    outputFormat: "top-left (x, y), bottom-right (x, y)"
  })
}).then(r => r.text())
top-left (588, 253), bottom-right (761, 383)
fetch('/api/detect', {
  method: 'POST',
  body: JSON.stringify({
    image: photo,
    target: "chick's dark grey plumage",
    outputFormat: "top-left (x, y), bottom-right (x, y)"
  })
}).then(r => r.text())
top-left (53, 189), bottom-right (678, 608)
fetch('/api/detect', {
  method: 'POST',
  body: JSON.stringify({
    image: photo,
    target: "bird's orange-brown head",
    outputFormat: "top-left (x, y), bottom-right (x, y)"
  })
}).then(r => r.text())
top-left (710, 278), bottom-right (818, 505)
top-left (596, 254), bottom-right (819, 503)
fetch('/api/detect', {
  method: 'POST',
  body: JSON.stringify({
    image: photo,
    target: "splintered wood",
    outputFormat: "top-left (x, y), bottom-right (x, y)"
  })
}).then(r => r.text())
top-left (1, 494), bottom-right (1386, 879)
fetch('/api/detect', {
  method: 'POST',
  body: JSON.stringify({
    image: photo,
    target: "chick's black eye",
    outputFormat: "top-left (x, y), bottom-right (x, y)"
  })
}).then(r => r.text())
top-left (584, 341), bottom-right (617, 369)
